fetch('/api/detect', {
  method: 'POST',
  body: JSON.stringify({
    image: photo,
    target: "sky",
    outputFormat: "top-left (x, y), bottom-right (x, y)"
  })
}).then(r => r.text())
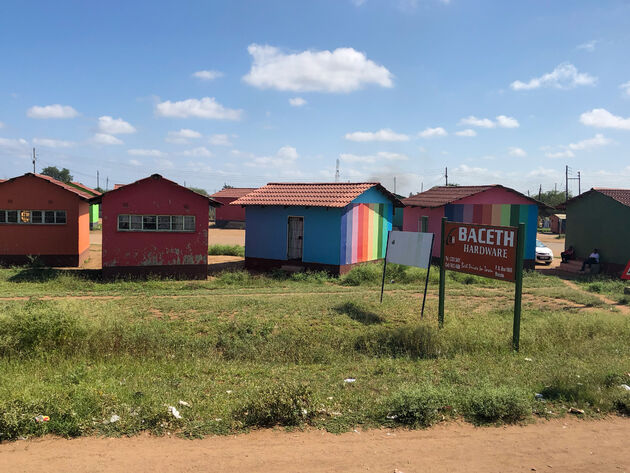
top-left (1, 0), bottom-right (629, 196)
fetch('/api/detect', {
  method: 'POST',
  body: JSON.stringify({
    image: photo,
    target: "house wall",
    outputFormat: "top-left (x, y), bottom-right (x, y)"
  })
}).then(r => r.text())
top-left (402, 188), bottom-right (538, 260)
top-left (90, 204), bottom-right (100, 225)
top-left (566, 192), bottom-right (630, 269)
top-left (215, 197), bottom-right (246, 222)
top-left (102, 178), bottom-right (209, 276)
top-left (245, 206), bottom-right (342, 265)
top-left (0, 174), bottom-right (88, 266)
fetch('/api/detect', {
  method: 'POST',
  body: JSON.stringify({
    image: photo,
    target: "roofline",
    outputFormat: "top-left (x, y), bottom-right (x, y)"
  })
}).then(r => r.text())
top-left (88, 174), bottom-right (222, 207)
top-left (562, 187), bottom-right (630, 209)
top-left (0, 173), bottom-right (92, 201)
top-left (403, 184), bottom-right (551, 209)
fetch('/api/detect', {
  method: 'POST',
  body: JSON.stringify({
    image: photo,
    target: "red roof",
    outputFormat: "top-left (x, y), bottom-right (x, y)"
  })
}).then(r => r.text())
top-left (0, 173), bottom-right (92, 200)
top-left (210, 187), bottom-right (257, 199)
top-left (113, 184), bottom-right (126, 190)
top-left (565, 188), bottom-right (630, 208)
top-left (231, 182), bottom-right (401, 208)
top-left (70, 181), bottom-right (102, 196)
top-left (403, 185), bottom-right (544, 208)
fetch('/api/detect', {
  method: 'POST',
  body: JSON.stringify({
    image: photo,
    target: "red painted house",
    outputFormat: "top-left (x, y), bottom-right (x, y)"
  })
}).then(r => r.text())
top-left (210, 188), bottom-right (256, 226)
top-left (0, 173), bottom-right (91, 266)
top-left (95, 174), bottom-right (220, 279)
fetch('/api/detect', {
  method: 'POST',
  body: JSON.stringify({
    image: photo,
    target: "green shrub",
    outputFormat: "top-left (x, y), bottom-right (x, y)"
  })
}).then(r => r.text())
top-left (216, 270), bottom-right (252, 285)
top-left (384, 384), bottom-right (450, 428)
top-left (539, 375), bottom-right (596, 405)
top-left (208, 245), bottom-right (245, 257)
top-left (587, 282), bottom-right (602, 293)
top-left (355, 325), bottom-right (442, 359)
top-left (613, 392), bottom-right (630, 415)
top-left (235, 383), bottom-right (314, 427)
top-left (464, 386), bottom-right (530, 425)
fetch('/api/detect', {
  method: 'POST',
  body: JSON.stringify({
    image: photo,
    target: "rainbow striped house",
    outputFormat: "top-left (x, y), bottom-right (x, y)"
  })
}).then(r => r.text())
top-left (403, 185), bottom-right (544, 267)
top-left (232, 183), bottom-right (402, 274)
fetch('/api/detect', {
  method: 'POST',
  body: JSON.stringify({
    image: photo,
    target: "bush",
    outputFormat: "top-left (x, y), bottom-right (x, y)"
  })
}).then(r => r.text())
top-left (539, 375), bottom-right (596, 405)
top-left (355, 325), bottom-right (442, 359)
top-left (587, 282), bottom-right (602, 293)
top-left (208, 245), bottom-right (245, 257)
top-left (384, 384), bottom-right (450, 428)
top-left (235, 383), bottom-right (314, 427)
top-left (613, 392), bottom-right (630, 416)
top-left (464, 386), bottom-right (530, 425)
top-left (216, 270), bottom-right (252, 285)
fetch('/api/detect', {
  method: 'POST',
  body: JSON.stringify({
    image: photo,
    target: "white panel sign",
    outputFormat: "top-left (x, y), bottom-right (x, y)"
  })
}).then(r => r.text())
top-left (386, 231), bottom-right (434, 269)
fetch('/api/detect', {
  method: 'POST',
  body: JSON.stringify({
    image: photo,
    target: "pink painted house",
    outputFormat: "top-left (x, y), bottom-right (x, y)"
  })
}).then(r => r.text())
top-left (403, 185), bottom-right (543, 266)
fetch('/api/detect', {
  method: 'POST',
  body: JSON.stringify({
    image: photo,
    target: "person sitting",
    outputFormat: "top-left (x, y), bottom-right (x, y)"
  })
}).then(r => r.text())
top-left (561, 246), bottom-right (575, 263)
top-left (580, 248), bottom-right (600, 272)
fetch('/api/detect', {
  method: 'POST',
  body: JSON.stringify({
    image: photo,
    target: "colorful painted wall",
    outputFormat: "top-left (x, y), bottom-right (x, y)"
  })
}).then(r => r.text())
top-left (340, 202), bottom-right (391, 265)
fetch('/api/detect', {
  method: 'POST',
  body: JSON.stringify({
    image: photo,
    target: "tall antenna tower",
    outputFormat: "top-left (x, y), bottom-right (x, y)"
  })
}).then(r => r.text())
top-left (32, 148), bottom-right (37, 173)
top-left (335, 158), bottom-right (340, 182)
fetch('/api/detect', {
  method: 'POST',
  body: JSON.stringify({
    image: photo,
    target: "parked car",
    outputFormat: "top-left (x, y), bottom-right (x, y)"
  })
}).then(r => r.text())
top-left (535, 239), bottom-right (554, 265)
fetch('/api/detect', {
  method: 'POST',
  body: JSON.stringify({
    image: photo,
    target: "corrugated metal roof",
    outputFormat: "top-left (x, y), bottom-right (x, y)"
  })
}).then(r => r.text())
top-left (231, 182), bottom-right (400, 208)
top-left (0, 173), bottom-right (92, 200)
top-left (210, 187), bottom-right (257, 199)
top-left (403, 185), bottom-right (543, 208)
top-left (593, 188), bottom-right (630, 208)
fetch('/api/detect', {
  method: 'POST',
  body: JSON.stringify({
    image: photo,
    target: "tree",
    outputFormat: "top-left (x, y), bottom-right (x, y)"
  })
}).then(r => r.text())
top-left (188, 186), bottom-right (209, 196)
top-left (537, 189), bottom-right (571, 209)
top-left (222, 183), bottom-right (234, 190)
top-left (41, 166), bottom-right (73, 183)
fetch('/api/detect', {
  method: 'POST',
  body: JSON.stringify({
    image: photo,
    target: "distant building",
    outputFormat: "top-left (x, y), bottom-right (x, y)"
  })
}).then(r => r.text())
top-left (95, 174), bottom-right (221, 279)
top-left (232, 182), bottom-right (402, 274)
top-left (68, 181), bottom-right (102, 229)
top-left (403, 185), bottom-right (543, 267)
top-left (210, 187), bottom-right (256, 227)
top-left (565, 188), bottom-right (630, 273)
top-left (549, 213), bottom-right (566, 234)
top-left (0, 173), bottom-right (92, 266)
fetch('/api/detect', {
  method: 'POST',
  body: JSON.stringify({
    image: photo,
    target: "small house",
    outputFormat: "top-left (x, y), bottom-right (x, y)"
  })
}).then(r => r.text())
top-left (565, 188), bottom-right (630, 273)
top-left (69, 181), bottom-right (102, 229)
top-left (95, 174), bottom-right (221, 279)
top-left (231, 182), bottom-right (402, 274)
top-left (549, 213), bottom-right (566, 234)
top-left (0, 173), bottom-right (91, 266)
top-left (403, 185), bottom-right (542, 267)
top-left (210, 187), bottom-right (256, 227)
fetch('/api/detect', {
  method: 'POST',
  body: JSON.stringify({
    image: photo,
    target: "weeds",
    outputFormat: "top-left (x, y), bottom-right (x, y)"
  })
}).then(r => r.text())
top-left (235, 383), bottom-right (314, 427)
top-left (384, 384), bottom-right (450, 428)
top-left (463, 386), bottom-right (530, 425)
top-left (208, 244), bottom-right (245, 257)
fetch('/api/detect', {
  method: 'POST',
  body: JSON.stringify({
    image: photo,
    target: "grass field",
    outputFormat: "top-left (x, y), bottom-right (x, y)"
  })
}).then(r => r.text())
top-left (0, 264), bottom-right (629, 441)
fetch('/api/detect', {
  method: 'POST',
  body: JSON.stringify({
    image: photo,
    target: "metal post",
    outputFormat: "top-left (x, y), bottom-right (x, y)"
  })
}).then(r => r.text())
top-left (421, 234), bottom-right (434, 318)
top-left (380, 230), bottom-right (391, 303)
top-left (438, 217), bottom-right (447, 328)
top-left (512, 223), bottom-right (525, 351)
top-left (565, 165), bottom-right (569, 202)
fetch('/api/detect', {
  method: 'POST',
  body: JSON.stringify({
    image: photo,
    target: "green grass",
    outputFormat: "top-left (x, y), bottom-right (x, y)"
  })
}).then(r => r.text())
top-left (0, 265), bottom-right (629, 441)
top-left (208, 244), bottom-right (245, 257)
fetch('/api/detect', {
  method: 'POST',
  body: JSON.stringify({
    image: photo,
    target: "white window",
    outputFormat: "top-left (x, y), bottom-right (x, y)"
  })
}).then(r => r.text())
top-left (0, 209), bottom-right (66, 224)
top-left (117, 214), bottom-right (196, 232)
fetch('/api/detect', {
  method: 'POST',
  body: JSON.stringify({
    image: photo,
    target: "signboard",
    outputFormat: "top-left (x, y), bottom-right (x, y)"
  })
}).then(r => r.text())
top-left (443, 222), bottom-right (518, 282)
top-left (622, 260), bottom-right (630, 280)
top-left (386, 231), bottom-right (433, 269)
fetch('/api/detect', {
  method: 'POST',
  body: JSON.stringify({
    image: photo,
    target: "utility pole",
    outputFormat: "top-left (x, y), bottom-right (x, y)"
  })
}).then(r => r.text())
top-left (421, 181), bottom-right (423, 192)
top-left (445, 167), bottom-right (448, 186)
top-left (335, 159), bottom-right (340, 183)
top-left (393, 176), bottom-right (397, 194)
top-left (97, 170), bottom-right (100, 189)
top-left (106, 177), bottom-right (109, 191)
top-left (538, 185), bottom-right (542, 201)
top-left (577, 171), bottom-right (581, 195)
top-left (32, 148), bottom-right (36, 173)
top-left (565, 165), bottom-right (569, 202)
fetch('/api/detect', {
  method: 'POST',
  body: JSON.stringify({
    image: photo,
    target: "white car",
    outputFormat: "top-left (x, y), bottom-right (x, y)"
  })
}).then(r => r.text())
top-left (535, 240), bottom-right (553, 265)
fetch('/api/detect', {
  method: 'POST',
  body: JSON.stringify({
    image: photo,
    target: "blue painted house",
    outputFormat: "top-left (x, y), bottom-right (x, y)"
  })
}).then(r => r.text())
top-left (231, 182), bottom-right (402, 274)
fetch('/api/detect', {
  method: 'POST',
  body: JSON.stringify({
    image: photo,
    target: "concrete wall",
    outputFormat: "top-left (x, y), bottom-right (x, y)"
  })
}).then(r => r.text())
top-left (215, 197), bottom-right (246, 222)
top-left (566, 192), bottom-right (630, 267)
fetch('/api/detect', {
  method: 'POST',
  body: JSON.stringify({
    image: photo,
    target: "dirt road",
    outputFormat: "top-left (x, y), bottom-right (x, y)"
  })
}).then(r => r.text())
top-left (1, 418), bottom-right (628, 473)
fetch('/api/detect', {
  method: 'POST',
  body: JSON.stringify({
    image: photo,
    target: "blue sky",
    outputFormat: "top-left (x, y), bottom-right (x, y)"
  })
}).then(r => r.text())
top-left (1, 0), bottom-right (629, 196)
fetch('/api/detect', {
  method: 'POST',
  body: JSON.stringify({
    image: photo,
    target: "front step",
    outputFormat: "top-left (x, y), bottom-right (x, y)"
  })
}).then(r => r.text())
top-left (280, 265), bottom-right (305, 273)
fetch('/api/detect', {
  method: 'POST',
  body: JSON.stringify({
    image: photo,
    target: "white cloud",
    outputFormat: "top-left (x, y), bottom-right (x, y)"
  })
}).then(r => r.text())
top-left (192, 70), bottom-right (223, 80)
top-left (345, 128), bottom-right (409, 142)
top-left (508, 147), bottom-right (527, 157)
top-left (27, 104), bottom-right (79, 119)
top-left (545, 150), bottom-right (575, 159)
top-left (289, 97), bottom-right (307, 107)
top-left (577, 40), bottom-right (598, 52)
top-left (455, 129), bottom-right (477, 137)
top-left (0, 122), bottom-right (4, 128)
top-left (351, 0), bottom-right (366, 6)
top-left (156, 97), bottom-right (242, 120)
top-left (128, 149), bottom-right (166, 157)
top-left (243, 44), bottom-right (393, 93)
top-left (32, 138), bottom-right (75, 148)
top-left (419, 127), bottom-right (447, 138)
top-left (129, 159), bottom-right (142, 166)
top-left (0, 137), bottom-right (29, 154)
top-left (580, 108), bottom-right (630, 130)
top-left (340, 151), bottom-right (408, 163)
top-left (156, 159), bottom-right (174, 169)
top-left (567, 133), bottom-right (611, 150)
top-left (166, 128), bottom-right (202, 144)
top-left (245, 146), bottom-right (299, 167)
top-left (208, 134), bottom-right (232, 146)
top-left (620, 81), bottom-right (630, 98)
top-left (93, 133), bottom-right (123, 145)
top-left (98, 116), bottom-right (136, 134)
top-left (510, 63), bottom-right (596, 91)
top-left (459, 116), bottom-right (495, 128)
top-left (496, 115), bottom-right (520, 128)
top-left (452, 164), bottom-right (503, 180)
top-left (181, 146), bottom-right (213, 158)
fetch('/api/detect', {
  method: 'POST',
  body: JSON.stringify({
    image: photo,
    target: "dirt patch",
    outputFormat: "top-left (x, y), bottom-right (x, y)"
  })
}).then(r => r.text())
top-left (0, 418), bottom-right (628, 473)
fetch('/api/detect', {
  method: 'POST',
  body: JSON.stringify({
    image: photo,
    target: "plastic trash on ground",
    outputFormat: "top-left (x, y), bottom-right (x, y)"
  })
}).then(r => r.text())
top-left (344, 378), bottom-right (356, 383)
top-left (168, 406), bottom-right (182, 419)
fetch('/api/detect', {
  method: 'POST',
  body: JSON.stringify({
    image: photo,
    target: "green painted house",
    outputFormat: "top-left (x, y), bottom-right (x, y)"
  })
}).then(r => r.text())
top-left (565, 188), bottom-right (630, 273)
top-left (68, 181), bottom-right (102, 229)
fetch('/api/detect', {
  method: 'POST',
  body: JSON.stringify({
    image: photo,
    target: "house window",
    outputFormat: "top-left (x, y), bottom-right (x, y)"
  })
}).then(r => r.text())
top-left (0, 209), bottom-right (66, 224)
top-left (117, 214), bottom-right (196, 232)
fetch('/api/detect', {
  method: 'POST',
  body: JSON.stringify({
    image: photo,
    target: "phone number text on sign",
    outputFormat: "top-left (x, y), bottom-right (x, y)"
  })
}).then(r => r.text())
top-left (443, 222), bottom-right (518, 282)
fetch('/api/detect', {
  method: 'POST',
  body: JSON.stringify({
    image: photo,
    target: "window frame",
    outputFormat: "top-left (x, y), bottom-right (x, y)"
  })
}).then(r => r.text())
top-left (116, 214), bottom-right (196, 233)
top-left (0, 209), bottom-right (67, 225)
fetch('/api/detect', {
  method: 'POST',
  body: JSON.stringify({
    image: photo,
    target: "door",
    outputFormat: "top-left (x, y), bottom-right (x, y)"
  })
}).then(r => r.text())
top-left (287, 216), bottom-right (304, 260)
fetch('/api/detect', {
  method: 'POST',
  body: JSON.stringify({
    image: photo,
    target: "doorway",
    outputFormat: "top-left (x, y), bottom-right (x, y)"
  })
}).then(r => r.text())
top-left (287, 216), bottom-right (304, 260)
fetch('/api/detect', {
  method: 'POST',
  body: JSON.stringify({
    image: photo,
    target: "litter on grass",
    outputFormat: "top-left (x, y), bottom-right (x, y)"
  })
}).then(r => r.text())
top-left (344, 378), bottom-right (356, 383)
top-left (34, 415), bottom-right (49, 423)
top-left (178, 400), bottom-right (191, 407)
top-left (168, 406), bottom-right (182, 419)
